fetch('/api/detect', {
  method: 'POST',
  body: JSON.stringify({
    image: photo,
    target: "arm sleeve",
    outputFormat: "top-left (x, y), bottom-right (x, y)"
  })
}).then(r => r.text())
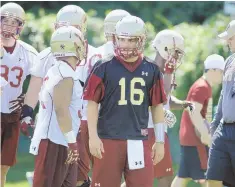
top-left (150, 69), bottom-right (167, 106)
top-left (83, 63), bottom-right (105, 103)
top-left (211, 90), bottom-right (223, 128)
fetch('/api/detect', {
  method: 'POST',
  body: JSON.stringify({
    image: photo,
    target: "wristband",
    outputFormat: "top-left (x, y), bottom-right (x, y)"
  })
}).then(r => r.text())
top-left (64, 131), bottom-right (76, 144)
top-left (154, 123), bottom-right (165, 143)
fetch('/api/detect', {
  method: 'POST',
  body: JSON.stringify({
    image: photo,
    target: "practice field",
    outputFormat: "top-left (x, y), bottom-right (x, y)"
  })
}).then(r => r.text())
top-left (5, 153), bottom-right (200, 187)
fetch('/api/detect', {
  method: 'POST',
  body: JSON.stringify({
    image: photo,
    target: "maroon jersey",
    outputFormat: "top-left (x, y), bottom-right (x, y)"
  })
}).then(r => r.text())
top-left (180, 77), bottom-right (212, 146)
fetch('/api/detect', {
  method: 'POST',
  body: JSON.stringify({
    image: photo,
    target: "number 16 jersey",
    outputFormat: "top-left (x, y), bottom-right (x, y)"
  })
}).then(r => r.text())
top-left (83, 56), bottom-right (167, 140)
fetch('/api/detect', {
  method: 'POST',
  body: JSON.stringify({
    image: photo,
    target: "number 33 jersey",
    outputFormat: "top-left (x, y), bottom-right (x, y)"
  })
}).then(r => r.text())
top-left (1, 40), bottom-right (40, 113)
top-left (83, 56), bottom-right (167, 140)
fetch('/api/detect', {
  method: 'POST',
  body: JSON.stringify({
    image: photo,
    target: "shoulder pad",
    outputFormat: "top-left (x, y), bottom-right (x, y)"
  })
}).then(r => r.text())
top-left (38, 47), bottom-right (52, 60)
top-left (101, 54), bottom-right (115, 63)
top-left (18, 40), bottom-right (38, 55)
top-left (58, 61), bottom-right (76, 79)
top-left (143, 56), bottom-right (155, 64)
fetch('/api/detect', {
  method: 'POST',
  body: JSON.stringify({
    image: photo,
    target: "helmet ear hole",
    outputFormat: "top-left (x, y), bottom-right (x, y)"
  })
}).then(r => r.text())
top-left (164, 47), bottom-right (168, 52)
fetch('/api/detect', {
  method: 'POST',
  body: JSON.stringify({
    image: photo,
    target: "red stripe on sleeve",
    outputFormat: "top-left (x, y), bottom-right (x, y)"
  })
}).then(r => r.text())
top-left (83, 74), bottom-right (104, 103)
top-left (150, 78), bottom-right (167, 106)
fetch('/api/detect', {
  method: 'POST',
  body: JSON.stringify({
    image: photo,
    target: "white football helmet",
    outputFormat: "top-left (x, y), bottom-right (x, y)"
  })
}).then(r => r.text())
top-left (0, 2), bottom-right (25, 39)
top-left (50, 26), bottom-right (86, 62)
top-left (152, 30), bottom-right (185, 68)
top-left (114, 15), bottom-right (146, 59)
top-left (104, 9), bottom-right (130, 38)
top-left (55, 5), bottom-right (87, 34)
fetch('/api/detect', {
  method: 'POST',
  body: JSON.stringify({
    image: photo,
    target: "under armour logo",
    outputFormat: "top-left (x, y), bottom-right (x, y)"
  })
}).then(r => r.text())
top-left (33, 147), bottom-right (36, 151)
top-left (142, 71), bottom-right (148, 76)
top-left (95, 183), bottom-right (101, 186)
top-left (60, 44), bottom-right (65, 49)
top-left (135, 161), bottom-right (143, 165)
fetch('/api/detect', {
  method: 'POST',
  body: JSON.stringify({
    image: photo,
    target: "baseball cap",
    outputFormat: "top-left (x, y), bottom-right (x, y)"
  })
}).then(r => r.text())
top-left (204, 54), bottom-right (225, 71)
top-left (218, 20), bottom-right (235, 40)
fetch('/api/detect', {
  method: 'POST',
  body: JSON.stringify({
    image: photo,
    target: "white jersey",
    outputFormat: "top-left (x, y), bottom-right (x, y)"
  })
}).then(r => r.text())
top-left (0, 40), bottom-right (39, 113)
top-left (30, 61), bottom-right (83, 154)
top-left (0, 77), bottom-right (8, 88)
top-left (33, 47), bottom-right (56, 78)
top-left (80, 41), bottom-right (114, 120)
top-left (148, 95), bottom-right (171, 132)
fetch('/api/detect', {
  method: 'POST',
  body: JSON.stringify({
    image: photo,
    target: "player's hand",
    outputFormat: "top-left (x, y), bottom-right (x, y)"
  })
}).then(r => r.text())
top-left (182, 101), bottom-right (195, 111)
top-left (152, 142), bottom-right (165, 165)
top-left (20, 104), bottom-right (35, 137)
top-left (9, 93), bottom-right (25, 113)
top-left (20, 116), bottom-right (34, 138)
top-left (65, 142), bottom-right (79, 165)
top-left (89, 135), bottom-right (104, 159)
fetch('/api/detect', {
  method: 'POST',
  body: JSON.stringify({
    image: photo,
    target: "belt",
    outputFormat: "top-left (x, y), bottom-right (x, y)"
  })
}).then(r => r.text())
top-left (224, 122), bottom-right (235, 125)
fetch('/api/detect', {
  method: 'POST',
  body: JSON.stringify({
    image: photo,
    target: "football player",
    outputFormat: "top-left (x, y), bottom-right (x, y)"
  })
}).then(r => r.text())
top-left (0, 3), bottom-right (40, 186)
top-left (76, 9), bottom-right (131, 187)
top-left (20, 6), bottom-right (93, 186)
top-left (149, 30), bottom-right (193, 187)
top-left (206, 20), bottom-right (235, 187)
top-left (171, 54), bottom-right (225, 187)
top-left (30, 26), bottom-right (85, 187)
top-left (21, 4), bottom-right (94, 137)
top-left (84, 15), bottom-right (167, 187)
top-left (121, 30), bottom-right (193, 187)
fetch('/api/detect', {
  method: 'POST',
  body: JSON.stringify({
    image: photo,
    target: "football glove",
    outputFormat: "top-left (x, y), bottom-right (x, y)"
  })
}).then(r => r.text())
top-left (164, 109), bottom-right (177, 128)
top-left (20, 105), bottom-right (34, 137)
top-left (9, 93), bottom-right (25, 113)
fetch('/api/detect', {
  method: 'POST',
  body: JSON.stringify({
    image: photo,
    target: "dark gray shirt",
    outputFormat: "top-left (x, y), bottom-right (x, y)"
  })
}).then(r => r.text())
top-left (211, 53), bottom-right (235, 127)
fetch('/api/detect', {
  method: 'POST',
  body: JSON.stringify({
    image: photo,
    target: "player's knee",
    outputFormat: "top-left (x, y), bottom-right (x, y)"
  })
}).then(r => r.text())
top-left (206, 180), bottom-right (223, 187)
top-left (1, 165), bottom-right (10, 175)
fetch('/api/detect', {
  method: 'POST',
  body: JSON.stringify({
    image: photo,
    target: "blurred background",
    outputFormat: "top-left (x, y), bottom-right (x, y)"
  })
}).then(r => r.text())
top-left (2, 1), bottom-right (235, 187)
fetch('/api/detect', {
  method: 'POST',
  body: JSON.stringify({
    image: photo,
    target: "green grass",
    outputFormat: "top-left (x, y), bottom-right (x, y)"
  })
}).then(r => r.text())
top-left (5, 153), bottom-right (34, 187)
top-left (6, 153), bottom-right (201, 187)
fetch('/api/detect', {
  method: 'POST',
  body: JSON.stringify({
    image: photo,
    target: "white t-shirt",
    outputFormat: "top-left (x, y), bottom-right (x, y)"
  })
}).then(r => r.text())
top-left (30, 61), bottom-right (83, 151)
top-left (1, 40), bottom-right (39, 113)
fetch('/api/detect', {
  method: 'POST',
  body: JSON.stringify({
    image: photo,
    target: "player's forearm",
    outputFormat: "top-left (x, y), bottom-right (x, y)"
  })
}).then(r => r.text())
top-left (24, 76), bottom-right (43, 109)
top-left (169, 95), bottom-right (184, 110)
top-left (163, 74), bottom-right (172, 96)
top-left (189, 111), bottom-right (208, 133)
top-left (151, 105), bottom-right (165, 123)
top-left (55, 109), bottom-right (73, 133)
top-left (151, 104), bottom-right (166, 142)
top-left (87, 100), bottom-right (99, 137)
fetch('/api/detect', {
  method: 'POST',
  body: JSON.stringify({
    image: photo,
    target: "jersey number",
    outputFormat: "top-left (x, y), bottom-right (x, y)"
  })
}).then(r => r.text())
top-left (118, 77), bottom-right (145, 105)
top-left (1, 65), bottom-right (23, 88)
